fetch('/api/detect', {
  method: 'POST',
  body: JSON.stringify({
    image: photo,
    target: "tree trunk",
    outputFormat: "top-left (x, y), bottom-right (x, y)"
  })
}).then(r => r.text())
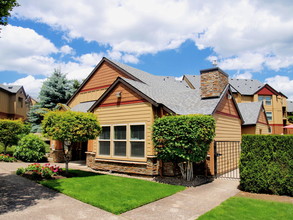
top-left (3, 145), bottom-right (7, 154)
top-left (62, 141), bottom-right (72, 176)
top-left (178, 161), bottom-right (194, 181)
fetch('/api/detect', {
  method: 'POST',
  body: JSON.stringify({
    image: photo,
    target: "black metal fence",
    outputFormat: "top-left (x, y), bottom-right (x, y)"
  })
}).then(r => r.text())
top-left (214, 141), bottom-right (241, 179)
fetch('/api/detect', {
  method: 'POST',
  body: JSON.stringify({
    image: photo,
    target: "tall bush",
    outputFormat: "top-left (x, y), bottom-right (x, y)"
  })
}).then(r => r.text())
top-left (240, 135), bottom-right (293, 196)
top-left (0, 119), bottom-right (25, 154)
top-left (153, 114), bottom-right (215, 181)
top-left (14, 134), bottom-right (47, 162)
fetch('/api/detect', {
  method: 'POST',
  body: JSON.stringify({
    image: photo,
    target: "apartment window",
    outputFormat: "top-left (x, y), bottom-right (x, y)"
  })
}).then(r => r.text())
top-left (130, 125), bottom-right (145, 157)
top-left (18, 97), bottom-right (23, 108)
top-left (99, 126), bottom-right (110, 155)
top-left (266, 112), bottom-right (272, 121)
top-left (114, 126), bottom-right (127, 156)
top-left (258, 95), bottom-right (272, 105)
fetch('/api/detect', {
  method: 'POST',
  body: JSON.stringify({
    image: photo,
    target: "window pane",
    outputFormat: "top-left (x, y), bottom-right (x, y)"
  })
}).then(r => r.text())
top-left (100, 127), bottom-right (110, 139)
top-left (258, 96), bottom-right (263, 102)
top-left (114, 126), bottom-right (126, 139)
top-left (266, 112), bottom-right (272, 121)
top-left (265, 97), bottom-right (271, 105)
top-left (131, 142), bottom-right (145, 157)
top-left (99, 141), bottom-right (110, 155)
top-left (131, 125), bottom-right (144, 140)
top-left (114, 141), bottom-right (126, 156)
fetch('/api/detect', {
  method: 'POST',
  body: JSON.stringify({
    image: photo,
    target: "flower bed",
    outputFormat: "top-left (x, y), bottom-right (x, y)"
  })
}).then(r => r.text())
top-left (0, 154), bottom-right (17, 162)
top-left (16, 163), bottom-right (63, 180)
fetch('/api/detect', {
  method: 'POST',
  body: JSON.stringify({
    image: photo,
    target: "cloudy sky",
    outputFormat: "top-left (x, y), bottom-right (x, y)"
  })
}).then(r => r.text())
top-left (1, 0), bottom-right (293, 99)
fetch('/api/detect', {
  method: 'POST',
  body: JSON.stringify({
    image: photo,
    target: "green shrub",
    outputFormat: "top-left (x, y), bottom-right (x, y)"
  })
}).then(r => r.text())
top-left (0, 154), bottom-right (17, 162)
top-left (288, 116), bottom-right (293, 124)
top-left (13, 134), bottom-right (47, 162)
top-left (16, 167), bottom-right (25, 175)
top-left (240, 135), bottom-right (293, 196)
top-left (153, 114), bottom-right (215, 180)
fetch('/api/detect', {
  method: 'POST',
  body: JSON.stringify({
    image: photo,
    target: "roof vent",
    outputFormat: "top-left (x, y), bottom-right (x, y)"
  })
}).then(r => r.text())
top-left (8, 86), bottom-right (13, 89)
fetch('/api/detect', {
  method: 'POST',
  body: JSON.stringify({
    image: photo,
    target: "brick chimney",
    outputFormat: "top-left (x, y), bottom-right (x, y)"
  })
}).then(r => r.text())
top-left (200, 67), bottom-right (229, 99)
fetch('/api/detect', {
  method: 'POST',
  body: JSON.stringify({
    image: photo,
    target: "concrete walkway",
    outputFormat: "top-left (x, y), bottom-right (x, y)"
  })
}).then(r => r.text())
top-left (0, 161), bottom-right (240, 220)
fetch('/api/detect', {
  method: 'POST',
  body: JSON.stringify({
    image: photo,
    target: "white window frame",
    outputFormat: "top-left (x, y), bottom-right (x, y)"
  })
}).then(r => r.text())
top-left (258, 95), bottom-right (272, 106)
top-left (113, 124), bottom-right (127, 158)
top-left (97, 123), bottom-right (146, 159)
top-left (98, 125), bottom-right (111, 156)
top-left (129, 123), bottom-right (146, 158)
top-left (266, 112), bottom-right (273, 121)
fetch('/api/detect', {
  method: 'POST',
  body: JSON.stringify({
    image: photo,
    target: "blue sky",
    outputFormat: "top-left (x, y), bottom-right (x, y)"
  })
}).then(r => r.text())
top-left (1, 0), bottom-right (293, 100)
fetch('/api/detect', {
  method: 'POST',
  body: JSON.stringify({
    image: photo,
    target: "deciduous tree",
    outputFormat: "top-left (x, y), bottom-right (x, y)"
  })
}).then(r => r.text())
top-left (42, 111), bottom-right (101, 174)
top-left (0, 0), bottom-right (19, 26)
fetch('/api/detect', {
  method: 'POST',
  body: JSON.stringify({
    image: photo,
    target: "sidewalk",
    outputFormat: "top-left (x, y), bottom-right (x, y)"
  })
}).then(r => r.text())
top-left (0, 161), bottom-right (240, 220)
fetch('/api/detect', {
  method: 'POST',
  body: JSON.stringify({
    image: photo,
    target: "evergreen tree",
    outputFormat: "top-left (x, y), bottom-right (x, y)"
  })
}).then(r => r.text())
top-left (27, 69), bottom-right (77, 132)
top-left (39, 69), bottom-right (75, 109)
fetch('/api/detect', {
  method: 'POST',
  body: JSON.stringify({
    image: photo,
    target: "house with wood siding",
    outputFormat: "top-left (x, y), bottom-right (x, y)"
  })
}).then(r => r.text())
top-left (49, 57), bottom-right (251, 176)
top-left (0, 84), bottom-right (29, 120)
top-left (184, 75), bottom-right (288, 134)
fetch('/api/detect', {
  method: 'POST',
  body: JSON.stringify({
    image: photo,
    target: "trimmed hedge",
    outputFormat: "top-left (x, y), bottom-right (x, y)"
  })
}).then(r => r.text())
top-left (240, 135), bottom-right (293, 196)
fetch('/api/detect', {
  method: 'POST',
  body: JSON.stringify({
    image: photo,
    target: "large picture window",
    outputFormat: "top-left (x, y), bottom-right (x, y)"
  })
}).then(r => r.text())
top-left (98, 124), bottom-right (145, 159)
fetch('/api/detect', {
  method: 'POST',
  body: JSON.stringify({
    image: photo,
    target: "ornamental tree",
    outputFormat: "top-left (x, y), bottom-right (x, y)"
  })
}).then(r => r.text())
top-left (42, 110), bottom-right (101, 174)
top-left (0, 119), bottom-right (25, 154)
top-left (153, 114), bottom-right (215, 181)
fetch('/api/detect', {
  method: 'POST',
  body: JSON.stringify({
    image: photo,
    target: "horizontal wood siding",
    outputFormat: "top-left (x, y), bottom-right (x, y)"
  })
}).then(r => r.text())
top-left (258, 110), bottom-right (267, 124)
top-left (82, 62), bottom-right (130, 91)
top-left (99, 83), bottom-right (145, 106)
top-left (256, 123), bottom-right (269, 134)
top-left (94, 102), bottom-right (154, 162)
top-left (69, 89), bottom-right (106, 108)
top-left (0, 90), bottom-right (10, 113)
top-left (214, 113), bottom-right (242, 142)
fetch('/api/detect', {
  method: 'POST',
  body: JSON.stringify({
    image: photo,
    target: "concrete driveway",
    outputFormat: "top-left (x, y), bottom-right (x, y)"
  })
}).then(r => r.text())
top-left (0, 161), bottom-right (240, 220)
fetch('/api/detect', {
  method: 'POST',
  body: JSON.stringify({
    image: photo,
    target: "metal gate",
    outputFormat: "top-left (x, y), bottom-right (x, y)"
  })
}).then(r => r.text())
top-left (214, 141), bottom-right (241, 179)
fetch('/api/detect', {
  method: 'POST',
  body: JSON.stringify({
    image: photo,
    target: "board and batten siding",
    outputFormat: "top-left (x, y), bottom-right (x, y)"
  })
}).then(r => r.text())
top-left (0, 90), bottom-right (10, 114)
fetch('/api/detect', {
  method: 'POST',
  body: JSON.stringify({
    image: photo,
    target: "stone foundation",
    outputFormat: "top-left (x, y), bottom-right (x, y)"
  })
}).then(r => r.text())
top-left (51, 149), bottom-right (65, 163)
top-left (86, 153), bottom-right (159, 176)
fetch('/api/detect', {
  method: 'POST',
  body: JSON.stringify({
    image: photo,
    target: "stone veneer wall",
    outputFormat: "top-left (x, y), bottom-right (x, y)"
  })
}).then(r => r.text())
top-left (50, 149), bottom-right (65, 163)
top-left (200, 67), bottom-right (228, 99)
top-left (86, 153), bottom-right (159, 176)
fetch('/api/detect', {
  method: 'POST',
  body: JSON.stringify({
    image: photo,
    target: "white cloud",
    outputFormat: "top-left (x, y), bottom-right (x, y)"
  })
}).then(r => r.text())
top-left (265, 75), bottom-right (293, 100)
top-left (60, 45), bottom-right (74, 55)
top-left (233, 72), bottom-right (253, 79)
top-left (5, 75), bottom-right (46, 99)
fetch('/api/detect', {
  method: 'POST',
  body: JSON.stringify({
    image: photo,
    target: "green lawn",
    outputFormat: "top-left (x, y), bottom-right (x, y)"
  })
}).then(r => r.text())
top-left (198, 197), bottom-right (293, 220)
top-left (41, 170), bottom-right (185, 214)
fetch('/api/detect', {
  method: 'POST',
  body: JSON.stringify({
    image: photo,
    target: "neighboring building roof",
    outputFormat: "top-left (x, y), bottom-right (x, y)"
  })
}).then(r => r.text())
top-left (229, 78), bottom-right (264, 95)
top-left (71, 101), bottom-right (96, 112)
top-left (237, 102), bottom-right (263, 125)
top-left (287, 100), bottom-right (293, 113)
top-left (0, 84), bottom-right (22, 94)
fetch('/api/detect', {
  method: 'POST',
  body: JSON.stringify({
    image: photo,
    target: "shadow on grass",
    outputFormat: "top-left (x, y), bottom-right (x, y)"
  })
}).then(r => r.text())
top-left (0, 173), bottom-right (59, 215)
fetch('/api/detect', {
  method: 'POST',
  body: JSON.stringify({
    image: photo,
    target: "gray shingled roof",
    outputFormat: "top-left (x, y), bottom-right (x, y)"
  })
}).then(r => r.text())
top-left (0, 84), bottom-right (22, 93)
top-left (287, 100), bottom-right (293, 113)
top-left (184, 75), bottom-right (264, 95)
top-left (229, 78), bottom-right (264, 95)
top-left (71, 101), bottom-right (96, 112)
top-left (237, 102), bottom-right (263, 125)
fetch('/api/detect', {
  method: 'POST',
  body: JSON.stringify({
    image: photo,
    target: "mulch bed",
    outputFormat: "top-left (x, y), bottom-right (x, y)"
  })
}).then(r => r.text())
top-left (236, 191), bottom-right (293, 204)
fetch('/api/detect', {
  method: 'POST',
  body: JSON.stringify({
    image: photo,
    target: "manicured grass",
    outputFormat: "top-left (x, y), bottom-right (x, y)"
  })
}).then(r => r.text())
top-left (41, 170), bottom-right (185, 214)
top-left (198, 197), bottom-right (293, 220)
